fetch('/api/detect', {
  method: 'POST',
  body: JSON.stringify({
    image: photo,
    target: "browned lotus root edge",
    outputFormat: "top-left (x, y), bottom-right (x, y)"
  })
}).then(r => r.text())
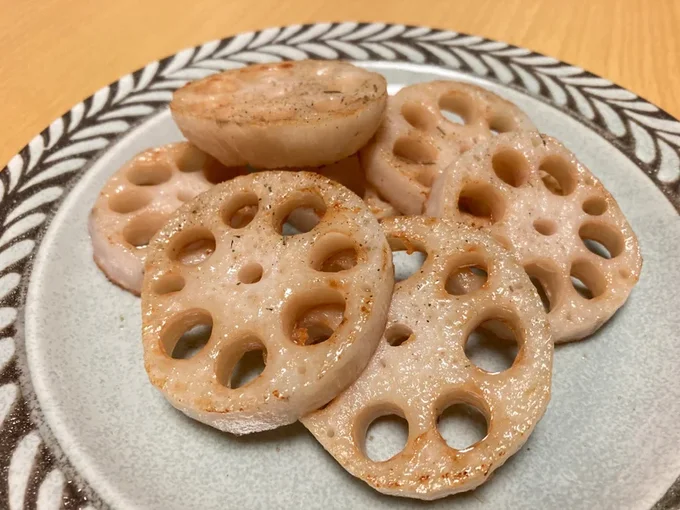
top-left (171, 60), bottom-right (387, 169)
top-left (302, 216), bottom-right (553, 499)
top-left (88, 142), bottom-right (246, 295)
top-left (142, 171), bottom-right (394, 434)
top-left (360, 81), bottom-right (536, 215)
top-left (426, 131), bottom-right (642, 343)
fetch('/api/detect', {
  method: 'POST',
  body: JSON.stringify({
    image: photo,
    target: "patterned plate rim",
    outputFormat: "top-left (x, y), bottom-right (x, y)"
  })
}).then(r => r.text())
top-left (0, 22), bottom-right (678, 510)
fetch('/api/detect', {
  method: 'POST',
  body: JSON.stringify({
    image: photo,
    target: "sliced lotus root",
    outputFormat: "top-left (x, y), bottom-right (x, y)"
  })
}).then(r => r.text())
top-left (302, 216), bottom-right (553, 499)
top-left (88, 142), bottom-right (246, 294)
top-left (170, 60), bottom-right (387, 169)
top-left (426, 131), bottom-right (642, 343)
top-left (287, 154), bottom-right (400, 232)
top-left (142, 171), bottom-right (394, 434)
top-left (360, 81), bottom-right (536, 215)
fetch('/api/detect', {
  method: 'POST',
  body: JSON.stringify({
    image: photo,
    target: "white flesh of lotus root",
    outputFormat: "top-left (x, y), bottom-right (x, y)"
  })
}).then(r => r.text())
top-left (88, 142), bottom-right (246, 295)
top-left (302, 216), bottom-right (553, 499)
top-left (426, 131), bottom-right (642, 343)
top-left (142, 171), bottom-right (394, 434)
top-left (170, 60), bottom-right (387, 169)
top-left (360, 81), bottom-right (536, 215)
top-left (287, 154), bottom-right (400, 232)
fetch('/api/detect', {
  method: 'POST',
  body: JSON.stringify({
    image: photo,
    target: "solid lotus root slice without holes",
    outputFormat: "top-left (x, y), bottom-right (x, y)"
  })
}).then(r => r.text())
top-left (426, 131), bottom-right (642, 343)
top-left (302, 217), bottom-right (553, 500)
top-left (142, 171), bottom-right (394, 434)
top-left (360, 81), bottom-right (536, 215)
top-left (170, 60), bottom-right (387, 169)
top-left (88, 142), bottom-right (246, 294)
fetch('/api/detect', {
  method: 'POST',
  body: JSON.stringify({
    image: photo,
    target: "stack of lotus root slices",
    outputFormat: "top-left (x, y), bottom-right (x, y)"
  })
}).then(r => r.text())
top-left (89, 60), bottom-right (641, 499)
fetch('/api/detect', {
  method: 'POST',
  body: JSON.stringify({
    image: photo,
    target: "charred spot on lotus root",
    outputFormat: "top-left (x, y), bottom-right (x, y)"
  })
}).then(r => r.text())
top-left (385, 323), bottom-right (413, 347)
top-left (439, 92), bottom-right (474, 125)
top-left (524, 261), bottom-right (561, 313)
top-left (457, 183), bottom-right (505, 224)
top-left (284, 289), bottom-right (346, 346)
top-left (570, 259), bottom-right (606, 299)
top-left (401, 102), bottom-right (437, 131)
top-left (392, 136), bottom-right (438, 165)
top-left (310, 232), bottom-right (359, 272)
top-left (127, 161), bottom-right (173, 186)
top-left (222, 192), bottom-right (259, 229)
top-left (215, 335), bottom-right (267, 389)
top-left (436, 394), bottom-right (489, 450)
top-left (167, 227), bottom-right (216, 266)
top-left (492, 150), bottom-right (529, 188)
top-left (355, 404), bottom-right (410, 462)
top-left (108, 188), bottom-right (152, 214)
top-left (538, 155), bottom-right (577, 196)
top-left (160, 309), bottom-right (213, 360)
top-left (445, 253), bottom-right (488, 296)
top-left (388, 236), bottom-right (428, 283)
top-left (275, 192), bottom-right (327, 235)
top-left (153, 273), bottom-right (185, 295)
top-left (583, 196), bottom-right (608, 216)
top-left (465, 314), bottom-right (520, 373)
top-left (579, 222), bottom-right (624, 259)
top-left (123, 213), bottom-right (169, 248)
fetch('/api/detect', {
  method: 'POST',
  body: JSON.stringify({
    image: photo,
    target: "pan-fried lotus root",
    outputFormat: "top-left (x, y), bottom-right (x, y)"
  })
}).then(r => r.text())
top-left (142, 171), bottom-right (394, 434)
top-left (302, 217), bottom-right (553, 499)
top-left (88, 142), bottom-right (245, 295)
top-left (360, 81), bottom-right (535, 215)
top-left (426, 131), bottom-right (642, 343)
top-left (171, 60), bottom-right (387, 169)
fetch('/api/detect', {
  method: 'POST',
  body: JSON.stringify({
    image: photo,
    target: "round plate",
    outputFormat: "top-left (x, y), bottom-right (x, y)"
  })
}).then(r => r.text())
top-left (1, 23), bottom-right (679, 510)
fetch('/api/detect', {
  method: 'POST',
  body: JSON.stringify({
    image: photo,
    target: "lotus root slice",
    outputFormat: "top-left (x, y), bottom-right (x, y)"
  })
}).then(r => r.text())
top-left (360, 81), bottom-right (536, 215)
top-left (171, 60), bottom-right (387, 169)
top-left (426, 131), bottom-right (642, 343)
top-left (88, 142), bottom-right (246, 295)
top-left (142, 171), bottom-right (394, 434)
top-left (302, 216), bottom-right (553, 499)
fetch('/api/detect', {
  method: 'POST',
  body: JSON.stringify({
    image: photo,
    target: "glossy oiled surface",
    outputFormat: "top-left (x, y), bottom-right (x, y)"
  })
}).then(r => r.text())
top-left (1, 0), bottom-right (679, 168)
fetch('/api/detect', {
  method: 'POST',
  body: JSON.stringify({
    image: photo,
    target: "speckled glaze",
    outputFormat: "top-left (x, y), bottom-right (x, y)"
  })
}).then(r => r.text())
top-left (1, 23), bottom-right (680, 510)
top-left (302, 217), bottom-right (553, 499)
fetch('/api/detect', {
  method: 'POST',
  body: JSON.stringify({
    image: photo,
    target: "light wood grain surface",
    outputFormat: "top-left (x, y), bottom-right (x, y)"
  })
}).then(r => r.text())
top-left (1, 0), bottom-right (678, 167)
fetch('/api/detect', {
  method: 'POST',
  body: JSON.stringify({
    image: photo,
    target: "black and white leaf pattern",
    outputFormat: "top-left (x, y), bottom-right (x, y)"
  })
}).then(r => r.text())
top-left (1, 23), bottom-right (679, 509)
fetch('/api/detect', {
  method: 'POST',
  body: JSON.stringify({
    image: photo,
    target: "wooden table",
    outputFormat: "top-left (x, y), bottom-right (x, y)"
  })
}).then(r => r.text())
top-left (1, 0), bottom-right (678, 167)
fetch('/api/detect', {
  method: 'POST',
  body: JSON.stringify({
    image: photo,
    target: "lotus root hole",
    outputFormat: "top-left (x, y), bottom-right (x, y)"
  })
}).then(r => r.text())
top-left (176, 189), bottom-right (195, 202)
top-left (385, 324), bottom-right (413, 347)
top-left (579, 222), bottom-right (624, 259)
top-left (174, 145), bottom-right (207, 172)
top-left (488, 114), bottom-right (516, 135)
top-left (127, 161), bottom-right (172, 186)
top-left (108, 188), bottom-right (152, 214)
top-left (222, 192), bottom-right (259, 229)
top-left (524, 261), bottom-right (561, 313)
top-left (393, 136), bottom-right (438, 165)
top-left (416, 166), bottom-right (436, 188)
top-left (285, 289), bottom-right (346, 346)
top-left (457, 183), bottom-right (505, 224)
top-left (439, 92), bottom-right (473, 125)
top-left (492, 150), bottom-right (529, 187)
top-left (202, 159), bottom-right (235, 184)
top-left (583, 196), bottom-right (608, 216)
top-left (538, 155), bottom-right (577, 196)
top-left (570, 260), bottom-right (606, 299)
top-left (619, 268), bottom-right (631, 279)
top-left (168, 227), bottom-right (216, 265)
top-left (388, 237), bottom-right (428, 283)
top-left (445, 254), bottom-right (488, 296)
top-left (160, 309), bottom-right (213, 360)
top-left (238, 262), bottom-right (263, 284)
top-left (153, 273), bottom-right (185, 295)
top-left (437, 397), bottom-right (489, 450)
top-left (465, 317), bottom-right (520, 373)
top-left (401, 102), bottom-right (437, 131)
top-left (123, 213), bottom-right (169, 248)
top-left (276, 193), bottom-right (327, 235)
top-left (356, 405), bottom-right (410, 462)
top-left (310, 233), bottom-right (359, 272)
top-left (215, 336), bottom-right (267, 389)
top-left (326, 428), bottom-right (335, 438)
top-left (533, 219), bottom-right (558, 236)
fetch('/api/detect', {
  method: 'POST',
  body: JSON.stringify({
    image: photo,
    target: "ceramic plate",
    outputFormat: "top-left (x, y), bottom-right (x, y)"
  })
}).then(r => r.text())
top-left (1, 23), bottom-right (679, 510)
